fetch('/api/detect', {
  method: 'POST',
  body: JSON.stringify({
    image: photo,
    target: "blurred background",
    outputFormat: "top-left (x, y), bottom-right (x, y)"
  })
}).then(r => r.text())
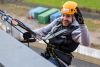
top-left (0, 0), bottom-right (100, 67)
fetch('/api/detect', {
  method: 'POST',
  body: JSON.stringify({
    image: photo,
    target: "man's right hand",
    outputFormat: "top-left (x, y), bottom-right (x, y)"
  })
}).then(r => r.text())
top-left (23, 32), bottom-right (36, 42)
top-left (23, 32), bottom-right (32, 40)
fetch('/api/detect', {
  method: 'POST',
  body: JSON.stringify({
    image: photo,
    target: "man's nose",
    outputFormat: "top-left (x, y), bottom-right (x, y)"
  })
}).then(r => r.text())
top-left (63, 16), bottom-right (68, 20)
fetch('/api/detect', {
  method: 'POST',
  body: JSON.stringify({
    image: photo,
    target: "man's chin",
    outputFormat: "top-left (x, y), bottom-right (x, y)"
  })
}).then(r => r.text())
top-left (62, 23), bottom-right (69, 26)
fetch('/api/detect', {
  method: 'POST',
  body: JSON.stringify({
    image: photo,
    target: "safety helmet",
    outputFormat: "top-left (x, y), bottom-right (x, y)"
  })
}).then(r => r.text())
top-left (61, 1), bottom-right (78, 14)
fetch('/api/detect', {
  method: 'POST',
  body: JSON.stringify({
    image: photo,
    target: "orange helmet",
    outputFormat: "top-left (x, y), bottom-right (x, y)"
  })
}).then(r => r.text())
top-left (61, 1), bottom-right (78, 14)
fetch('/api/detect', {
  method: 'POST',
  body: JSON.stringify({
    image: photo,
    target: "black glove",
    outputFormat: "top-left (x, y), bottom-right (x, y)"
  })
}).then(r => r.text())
top-left (74, 7), bottom-right (84, 24)
top-left (23, 32), bottom-right (36, 42)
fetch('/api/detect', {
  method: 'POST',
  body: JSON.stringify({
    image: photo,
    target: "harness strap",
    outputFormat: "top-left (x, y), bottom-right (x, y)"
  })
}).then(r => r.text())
top-left (42, 24), bottom-right (61, 40)
top-left (42, 24), bottom-right (72, 40)
top-left (47, 29), bottom-right (67, 40)
top-left (47, 46), bottom-right (63, 67)
top-left (47, 45), bottom-right (73, 67)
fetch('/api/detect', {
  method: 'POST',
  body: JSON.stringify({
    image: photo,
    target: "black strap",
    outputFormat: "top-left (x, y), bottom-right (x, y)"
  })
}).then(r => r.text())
top-left (46, 45), bottom-right (73, 66)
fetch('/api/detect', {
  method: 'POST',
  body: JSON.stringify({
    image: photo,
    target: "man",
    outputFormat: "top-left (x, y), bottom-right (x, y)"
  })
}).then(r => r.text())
top-left (23, 1), bottom-right (91, 67)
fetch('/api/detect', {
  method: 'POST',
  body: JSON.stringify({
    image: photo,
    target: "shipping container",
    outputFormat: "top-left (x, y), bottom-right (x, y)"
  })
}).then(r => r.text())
top-left (50, 11), bottom-right (61, 22)
top-left (34, 7), bottom-right (49, 19)
top-left (38, 8), bottom-right (59, 24)
top-left (28, 7), bottom-right (47, 19)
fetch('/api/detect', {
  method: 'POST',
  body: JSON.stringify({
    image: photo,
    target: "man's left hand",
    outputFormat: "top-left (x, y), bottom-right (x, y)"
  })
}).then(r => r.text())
top-left (74, 7), bottom-right (84, 24)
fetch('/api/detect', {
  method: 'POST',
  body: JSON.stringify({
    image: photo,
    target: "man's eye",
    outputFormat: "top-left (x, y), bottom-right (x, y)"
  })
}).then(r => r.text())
top-left (63, 14), bottom-right (71, 17)
top-left (62, 14), bottom-right (65, 16)
top-left (67, 15), bottom-right (70, 17)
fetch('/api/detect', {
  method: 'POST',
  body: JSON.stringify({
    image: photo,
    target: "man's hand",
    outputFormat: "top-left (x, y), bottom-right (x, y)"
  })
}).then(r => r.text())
top-left (74, 7), bottom-right (84, 24)
top-left (23, 32), bottom-right (32, 40)
top-left (23, 32), bottom-right (36, 42)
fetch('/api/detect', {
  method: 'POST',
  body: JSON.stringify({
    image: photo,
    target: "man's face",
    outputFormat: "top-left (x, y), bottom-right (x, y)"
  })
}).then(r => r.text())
top-left (61, 14), bottom-right (73, 26)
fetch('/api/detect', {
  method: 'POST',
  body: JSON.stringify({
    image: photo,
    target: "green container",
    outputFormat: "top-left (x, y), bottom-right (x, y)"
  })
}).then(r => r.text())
top-left (38, 8), bottom-right (59, 24)
top-left (34, 8), bottom-right (49, 19)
